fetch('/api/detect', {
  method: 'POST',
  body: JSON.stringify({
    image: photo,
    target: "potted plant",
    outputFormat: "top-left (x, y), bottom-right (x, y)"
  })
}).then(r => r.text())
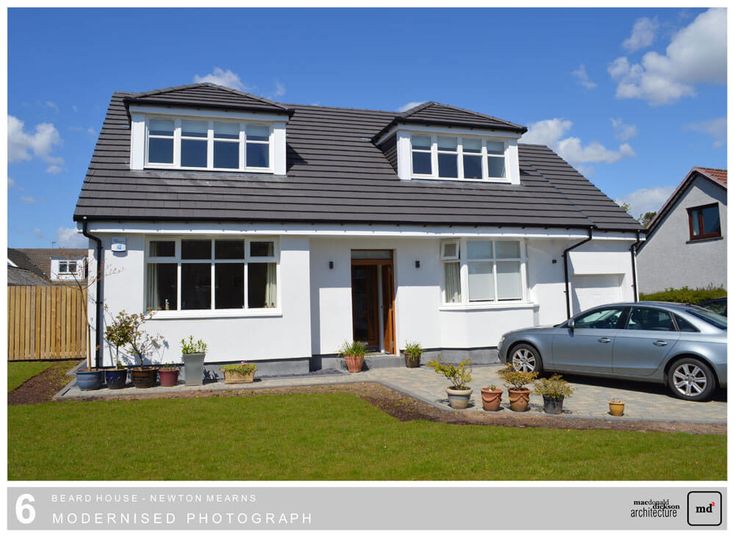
top-left (121, 311), bottom-right (163, 389)
top-left (103, 310), bottom-right (134, 389)
top-left (609, 399), bottom-right (625, 416)
top-left (480, 384), bottom-right (503, 411)
top-left (223, 362), bottom-right (257, 384)
top-left (181, 336), bottom-right (207, 386)
top-left (403, 341), bottom-right (422, 368)
top-left (76, 366), bottom-right (104, 391)
top-left (428, 358), bottom-right (473, 409)
top-left (534, 375), bottom-right (574, 414)
top-left (339, 341), bottom-right (367, 373)
top-left (158, 363), bottom-right (180, 387)
top-left (499, 363), bottom-right (538, 412)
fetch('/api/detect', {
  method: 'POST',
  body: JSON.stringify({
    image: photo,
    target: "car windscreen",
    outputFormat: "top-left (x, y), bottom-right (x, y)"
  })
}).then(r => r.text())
top-left (685, 306), bottom-right (727, 330)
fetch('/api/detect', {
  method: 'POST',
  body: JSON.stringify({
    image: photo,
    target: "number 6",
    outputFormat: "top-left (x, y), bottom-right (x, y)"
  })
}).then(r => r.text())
top-left (16, 494), bottom-right (36, 524)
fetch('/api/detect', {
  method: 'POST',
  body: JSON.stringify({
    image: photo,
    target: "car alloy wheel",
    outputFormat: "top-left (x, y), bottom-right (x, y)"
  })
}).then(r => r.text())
top-left (511, 346), bottom-right (538, 373)
top-left (668, 358), bottom-right (715, 401)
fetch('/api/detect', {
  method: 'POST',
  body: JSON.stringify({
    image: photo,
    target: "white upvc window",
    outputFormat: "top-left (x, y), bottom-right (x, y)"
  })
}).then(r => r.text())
top-left (441, 239), bottom-right (527, 305)
top-left (145, 238), bottom-right (279, 313)
top-left (411, 134), bottom-right (509, 181)
top-left (144, 117), bottom-right (273, 172)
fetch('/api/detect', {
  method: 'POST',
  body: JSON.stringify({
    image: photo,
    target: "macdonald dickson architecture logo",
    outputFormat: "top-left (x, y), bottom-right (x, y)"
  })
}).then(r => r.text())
top-left (687, 491), bottom-right (722, 526)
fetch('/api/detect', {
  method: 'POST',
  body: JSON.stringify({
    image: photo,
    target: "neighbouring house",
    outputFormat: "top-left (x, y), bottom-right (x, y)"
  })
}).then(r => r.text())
top-left (73, 83), bottom-right (642, 373)
top-left (7, 248), bottom-right (88, 286)
top-left (637, 167), bottom-right (727, 294)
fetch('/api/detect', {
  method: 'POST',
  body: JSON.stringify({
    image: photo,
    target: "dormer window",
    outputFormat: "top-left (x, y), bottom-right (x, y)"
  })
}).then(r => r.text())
top-left (407, 134), bottom-right (513, 182)
top-left (143, 117), bottom-right (272, 172)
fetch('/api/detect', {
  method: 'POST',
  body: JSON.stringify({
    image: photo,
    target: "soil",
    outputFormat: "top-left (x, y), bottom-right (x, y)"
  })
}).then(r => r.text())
top-left (56, 381), bottom-right (726, 435)
top-left (8, 361), bottom-right (80, 405)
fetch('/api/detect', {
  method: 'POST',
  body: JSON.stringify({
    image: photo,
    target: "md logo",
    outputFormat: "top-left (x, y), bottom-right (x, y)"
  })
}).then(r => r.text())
top-left (687, 491), bottom-right (722, 526)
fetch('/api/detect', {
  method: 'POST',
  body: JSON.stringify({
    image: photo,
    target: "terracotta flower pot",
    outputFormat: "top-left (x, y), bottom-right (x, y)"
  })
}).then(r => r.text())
top-left (609, 402), bottom-right (625, 416)
top-left (344, 355), bottom-right (364, 373)
top-left (446, 387), bottom-right (472, 409)
top-left (480, 387), bottom-right (503, 411)
top-left (159, 368), bottom-right (180, 387)
top-left (224, 370), bottom-right (255, 384)
top-left (508, 388), bottom-right (531, 412)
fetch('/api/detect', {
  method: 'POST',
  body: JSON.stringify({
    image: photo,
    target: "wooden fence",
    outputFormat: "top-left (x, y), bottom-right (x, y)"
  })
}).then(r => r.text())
top-left (7, 286), bottom-right (88, 361)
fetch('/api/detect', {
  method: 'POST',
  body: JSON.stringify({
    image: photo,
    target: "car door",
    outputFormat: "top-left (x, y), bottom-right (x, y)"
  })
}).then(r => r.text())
top-left (551, 306), bottom-right (626, 375)
top-left (613, 306), bottom-right (680, 379)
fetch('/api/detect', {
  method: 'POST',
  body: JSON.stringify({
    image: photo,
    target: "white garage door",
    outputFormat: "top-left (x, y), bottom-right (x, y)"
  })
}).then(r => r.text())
top-left (572, 274), bottom-right (623, 313)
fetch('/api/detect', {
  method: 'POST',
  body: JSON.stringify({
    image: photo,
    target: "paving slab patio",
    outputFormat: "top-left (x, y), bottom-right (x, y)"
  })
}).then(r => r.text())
top-left (56, 364), bottom-right (726, 425)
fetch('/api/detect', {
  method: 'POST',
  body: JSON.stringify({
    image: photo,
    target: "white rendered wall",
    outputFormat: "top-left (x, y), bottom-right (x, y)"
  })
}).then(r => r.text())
top-left (90, 234), bottom-right (312, 366)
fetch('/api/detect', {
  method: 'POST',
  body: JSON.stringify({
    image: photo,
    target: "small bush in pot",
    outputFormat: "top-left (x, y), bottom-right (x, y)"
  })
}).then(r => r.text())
top-left (339, 341), bottom-right (367, 373)
top-left (499, 364), bottom-right (538, 412)
top-left (534, 375), bottom-right (573, 414)
top-left (223, 362), bottom-right (257, 384)
top-left (609, 399), bottom-right (625, 417)
top-left (103, 311), bottom-right (135, 389)
top-left (403, 342), bottom-right (423, 368)
top-left (480, 384), bottom-right (503, 412)
top-left (428, 358), bottom-right (472, 409)
top-left (109, 311), bottom-right (162, 389)
top-left (181, 336), bottom-right (207, 386)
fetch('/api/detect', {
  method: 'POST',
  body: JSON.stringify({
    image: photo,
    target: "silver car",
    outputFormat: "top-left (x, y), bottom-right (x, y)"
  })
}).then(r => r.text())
top-left (498, 302), bottom-right (727, 401)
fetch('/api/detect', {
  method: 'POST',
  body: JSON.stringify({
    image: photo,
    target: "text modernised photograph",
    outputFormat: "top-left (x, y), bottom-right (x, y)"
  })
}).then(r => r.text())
top-left (7, 7), bottom-right (726, 482)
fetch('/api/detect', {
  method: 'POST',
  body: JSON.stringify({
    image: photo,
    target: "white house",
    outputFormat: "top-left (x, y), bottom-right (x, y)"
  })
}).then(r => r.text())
top-left (637, 167), bottom-right (727, 294)
top-left (74, 83), bottom-right (642, 374)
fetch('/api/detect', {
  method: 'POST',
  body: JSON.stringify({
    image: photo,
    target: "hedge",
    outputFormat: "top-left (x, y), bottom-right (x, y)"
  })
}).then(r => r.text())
top-left (640, 286), bottom-right (726, 304)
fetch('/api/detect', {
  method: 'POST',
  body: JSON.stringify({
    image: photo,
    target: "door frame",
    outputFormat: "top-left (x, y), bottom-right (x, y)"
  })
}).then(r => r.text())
top-left (350, 251), bottom-right (397, 355)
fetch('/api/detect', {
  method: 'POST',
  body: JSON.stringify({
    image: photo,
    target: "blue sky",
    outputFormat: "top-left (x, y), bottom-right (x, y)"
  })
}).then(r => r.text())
top-left (8, 7), bottom-right (726, 247)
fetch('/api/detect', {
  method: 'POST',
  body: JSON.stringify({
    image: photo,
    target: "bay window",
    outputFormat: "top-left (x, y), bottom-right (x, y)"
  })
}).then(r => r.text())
top-left (410, 134), bottom-right (509, 181)
top-left (441, 239), bottom-right (526, 305)
top-left (145, 238), bottom-right (278, 313)
top-left (145, 117), bottom-right (273, 171)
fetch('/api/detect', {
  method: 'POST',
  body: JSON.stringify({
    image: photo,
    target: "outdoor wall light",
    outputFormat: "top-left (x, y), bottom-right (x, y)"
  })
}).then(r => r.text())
top-left (329, 261), bottom-right (334, 269)
top-left (415, 260), bottom-right (421, 268)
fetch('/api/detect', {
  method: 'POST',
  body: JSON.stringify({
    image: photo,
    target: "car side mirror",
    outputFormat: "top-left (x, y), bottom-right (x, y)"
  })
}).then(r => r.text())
top-left (568, 318), bottom-right (575, 331)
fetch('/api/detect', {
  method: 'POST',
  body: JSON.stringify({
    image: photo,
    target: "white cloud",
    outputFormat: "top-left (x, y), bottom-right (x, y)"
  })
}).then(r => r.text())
top-left (193, 67), bottom-right (246, 91)
top-left (20, 195), bottom-right (37, 204)
top-left (611, 118), bottom-right (637, 141)
top-left (616, 186), bottom-right (675, 219)
top-left (9, 115), bottom-right (64, 173)
top-left (398, 101), bottom-right (425, 112)
top-left (609, 8), bottom-right (726, 105)
top-left (572, 64), bottom-right (597, 89)
top-left (685, 116), bottom-right (726, 148)
top-left (56, 226), bottom-right (87, 248)
top-left (622, 17), bottom-right (658, 52)
top-left (273, 81), bottom-right (286, 98)
top-left (520, 118), bottom-right (635, 166)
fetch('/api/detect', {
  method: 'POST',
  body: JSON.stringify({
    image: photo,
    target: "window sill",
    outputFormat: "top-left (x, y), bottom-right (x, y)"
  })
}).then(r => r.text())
top-left (686, 236), bottom-right (723, 244)
top-left (439, 302), bottom-right (537, 312)
top-left (410, 176), bottom-right (512, 185)
top-left (143, 165), bottom-right (274, 174)
top-left (148, 309), bottom-right (282, 320)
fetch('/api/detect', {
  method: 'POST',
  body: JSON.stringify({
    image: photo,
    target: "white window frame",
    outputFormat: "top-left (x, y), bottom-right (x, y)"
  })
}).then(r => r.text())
top-left (410, 134), bottom-right (510, 182)
top-left (440, 238), bottom-right (528, 306)
top-left (144, 237), bottom-right (280, 316)
top-left (58, 260), bottom-right (79, 274)
top-left (143, 116), bottom-right (275, 173)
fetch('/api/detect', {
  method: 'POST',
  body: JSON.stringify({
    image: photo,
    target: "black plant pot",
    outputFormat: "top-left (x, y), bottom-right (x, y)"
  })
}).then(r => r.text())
top-left (105, 369), bottom-right (128, 389)
top-left (543, 395), bottom-right (564, 415)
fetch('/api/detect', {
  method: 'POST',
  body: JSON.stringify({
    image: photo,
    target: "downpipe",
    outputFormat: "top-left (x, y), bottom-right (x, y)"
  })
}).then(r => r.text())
top-left (81, 218), bottom-right (104, 369)
top-left (563, 227), bottom-right (594, 320)
top-left (630, 230), bottom-right (643, 302)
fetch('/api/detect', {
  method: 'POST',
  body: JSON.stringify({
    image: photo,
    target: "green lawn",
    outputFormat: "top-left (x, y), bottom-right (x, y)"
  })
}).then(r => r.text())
top-left (8, 361), bottom-right (64, 392)
top-left (8, 392), bottom-right (726, 481)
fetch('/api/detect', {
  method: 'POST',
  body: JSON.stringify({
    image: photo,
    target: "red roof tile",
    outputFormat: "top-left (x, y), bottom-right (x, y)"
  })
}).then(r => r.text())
top-left (695, 167), bottom-right (727, 188)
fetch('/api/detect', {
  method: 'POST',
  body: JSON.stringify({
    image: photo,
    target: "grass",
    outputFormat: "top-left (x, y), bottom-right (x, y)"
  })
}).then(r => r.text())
top-left (8, 392), bottom-right (726, 481)
top-left (8, 361), bottom-right (68, 392)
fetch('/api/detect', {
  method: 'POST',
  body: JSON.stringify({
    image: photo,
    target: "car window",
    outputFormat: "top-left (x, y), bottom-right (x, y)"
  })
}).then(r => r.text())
top-left (685, 306), bottom-right (727, 330)
top-left (674, 315), bottom-right (699, 333)
top-left (626, 307), bottom-right (675, 331)
top-left (574, 308), bottom-right (625, 329)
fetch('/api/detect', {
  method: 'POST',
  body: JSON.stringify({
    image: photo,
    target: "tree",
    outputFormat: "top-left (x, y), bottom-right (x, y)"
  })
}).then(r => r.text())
top-left (640, 211), bottom-right (657, 228)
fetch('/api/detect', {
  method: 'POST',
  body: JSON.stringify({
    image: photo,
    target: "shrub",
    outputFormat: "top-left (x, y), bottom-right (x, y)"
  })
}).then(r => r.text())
top-left (640, 286), bottom-right (726, 304)
top-left (404, 341), bottom-right (423, 359)
top-left (499, 363), bottom-right (538, 390)
top-left (105, 311), bottom-right (162, 367)
top-left (222, 363), bottom-right (257, 376)
top-left (338, 341), bottom-right (367, 359)
top-left (534, 375), bottom-right (574, 399)
top-left (428, 359), bottom-right (472, 390)
top-left (181, 336), bottom-right (207, 355)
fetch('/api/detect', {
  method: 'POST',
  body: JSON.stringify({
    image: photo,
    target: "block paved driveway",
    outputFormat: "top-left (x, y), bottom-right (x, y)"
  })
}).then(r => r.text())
top-left (59, 364), bottom-right (726, 425)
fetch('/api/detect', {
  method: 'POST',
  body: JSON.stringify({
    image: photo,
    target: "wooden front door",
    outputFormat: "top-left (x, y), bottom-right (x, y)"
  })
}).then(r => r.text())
top-left (381, 264), bottom-right (396, 354)
top-left (351, 253), bottom-right (396, 354)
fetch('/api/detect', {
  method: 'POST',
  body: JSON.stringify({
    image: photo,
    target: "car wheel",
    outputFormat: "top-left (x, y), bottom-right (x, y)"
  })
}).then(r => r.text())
top-left (509, 344), bottom-right (543, 374)
top-left (667, 357), bottom-right (716, 401)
